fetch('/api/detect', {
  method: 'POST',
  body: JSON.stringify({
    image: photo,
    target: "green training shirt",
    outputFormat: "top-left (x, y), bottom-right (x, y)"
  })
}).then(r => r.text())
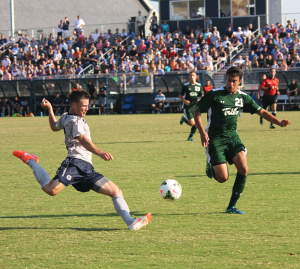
top-left (197, 87), bottom-right (262, 140)
top-left (180, 82), bottom-right (204, 109)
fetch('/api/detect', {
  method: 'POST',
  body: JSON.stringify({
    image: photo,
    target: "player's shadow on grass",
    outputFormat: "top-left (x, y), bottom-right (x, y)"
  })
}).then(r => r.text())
top-left (0, 211), bottom-right (144, 220)
top-left (176, 172), bottom-right (300, 178)
top-left (94, 141), bottom-right (160, 145)
top-left (0, 227), bottom-right (121, 231)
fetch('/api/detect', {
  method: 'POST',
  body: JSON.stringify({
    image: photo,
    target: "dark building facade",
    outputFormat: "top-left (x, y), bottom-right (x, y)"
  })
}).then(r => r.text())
top-left (159, 0), bottom-right (267, 34)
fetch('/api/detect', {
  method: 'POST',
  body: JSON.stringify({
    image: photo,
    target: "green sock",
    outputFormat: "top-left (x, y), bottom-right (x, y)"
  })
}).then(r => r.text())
top-left (227, 173), bottom-right (247, 210)
top-left (188, 126), bottom-right (197, 139)
top-left (182, 116), bottom-right (189, 124)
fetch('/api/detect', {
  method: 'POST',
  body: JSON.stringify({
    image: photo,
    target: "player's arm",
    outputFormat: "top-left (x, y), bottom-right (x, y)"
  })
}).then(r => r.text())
top-left (40, 98), bottom-right (59, 131)
top-left (257, 86), bottom-right (261, 99)
top-left (76, 134), bottom-right (114, 161)
top-left (257, 109), bottom-right (291, 127)
top-left (193, 108), bottom-right (209, 147)
top-left (179, 94), bottom-right (190, 105)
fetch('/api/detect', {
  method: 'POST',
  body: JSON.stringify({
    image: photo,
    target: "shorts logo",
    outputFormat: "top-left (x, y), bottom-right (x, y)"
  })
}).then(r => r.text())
top-left (66, 175), bottom-right (72, 181)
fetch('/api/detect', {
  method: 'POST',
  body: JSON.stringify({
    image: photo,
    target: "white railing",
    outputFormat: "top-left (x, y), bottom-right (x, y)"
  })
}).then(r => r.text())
top-left (229, 43), bottom-right (245, 63)
top-left (98, 48), bottom-right (113, 63)
top-left (119, 36), bottom-right (130, 46)
top-left (78, 64), bottom-right (94, 76)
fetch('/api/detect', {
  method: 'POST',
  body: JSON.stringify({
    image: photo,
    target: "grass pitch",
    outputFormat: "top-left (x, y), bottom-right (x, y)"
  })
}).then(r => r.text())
top-left (1, 112), bottom-right (300, 268)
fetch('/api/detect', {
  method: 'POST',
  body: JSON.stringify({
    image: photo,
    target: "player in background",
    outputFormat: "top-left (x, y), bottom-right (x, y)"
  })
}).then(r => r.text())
top-left (179, 71), bottom-right (204, 141)
top-left (203, 80), bottom-right (213, 95)
top-left (257, 74), bottom-right (267, 110)
top-left (13, 90), bottom-right (151, 230)
top-left (259, 68), bottom-right (280, 129)
top-left (193, 66), bottom-right (291, 214)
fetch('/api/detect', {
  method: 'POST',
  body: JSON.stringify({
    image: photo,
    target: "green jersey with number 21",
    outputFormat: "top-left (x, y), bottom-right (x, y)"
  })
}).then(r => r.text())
top-left (197, 87), bottom-right (262, 140)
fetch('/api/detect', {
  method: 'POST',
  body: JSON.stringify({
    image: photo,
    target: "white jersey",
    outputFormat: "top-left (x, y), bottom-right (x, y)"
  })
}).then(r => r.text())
top-left (56, 112), bottom-right (92, 164)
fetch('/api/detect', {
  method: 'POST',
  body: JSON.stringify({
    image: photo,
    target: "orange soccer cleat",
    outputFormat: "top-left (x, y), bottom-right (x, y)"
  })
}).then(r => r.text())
top-left (13, 150), bottom-right (39, 164)
top-left (128, 213), bottom-right (152, 230)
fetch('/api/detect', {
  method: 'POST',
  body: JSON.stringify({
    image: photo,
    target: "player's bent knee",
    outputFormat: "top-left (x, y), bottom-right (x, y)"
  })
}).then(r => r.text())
top-left (216, 176), bottom-right (228, 183)
top-left (238, 166), bottom-right (248, 176)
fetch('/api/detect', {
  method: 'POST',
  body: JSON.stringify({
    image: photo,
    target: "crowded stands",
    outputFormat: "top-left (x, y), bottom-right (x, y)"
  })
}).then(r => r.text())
top-left (2, 15), bottom-right (300, 116)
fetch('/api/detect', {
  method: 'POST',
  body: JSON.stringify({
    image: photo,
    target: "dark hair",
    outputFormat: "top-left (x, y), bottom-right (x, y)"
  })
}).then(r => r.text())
top-left (69, 89), bottom-right (89, 105)
top-left (189, 70), bottom-right (197, 75)
top-left (226, 66), bottom-right (243, 80)
top-left (158, 90), bottom-right (162, 93)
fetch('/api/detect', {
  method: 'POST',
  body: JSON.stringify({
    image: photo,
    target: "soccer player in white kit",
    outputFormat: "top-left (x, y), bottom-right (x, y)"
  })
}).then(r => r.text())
top-left (13, 89), bottom-right (151, 230)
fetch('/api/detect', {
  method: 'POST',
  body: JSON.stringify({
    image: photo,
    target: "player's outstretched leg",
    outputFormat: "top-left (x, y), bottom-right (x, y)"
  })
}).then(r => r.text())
top-left (13, 150), bottom-right (51, 188)
top-left (187, 126), bottom-right (197, 141)
top-left (180, 115), bottom-right (189, 125)
top-left (99, 181), bottom-right (152, 230)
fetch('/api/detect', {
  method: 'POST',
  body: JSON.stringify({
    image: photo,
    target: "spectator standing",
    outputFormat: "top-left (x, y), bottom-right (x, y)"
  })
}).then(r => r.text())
top-left (205, 16), bottom-right (212, 31)
top-left (161, 21), bottom-right (170, 34)
top-left (62, 17), bottom-right (70, 38)
top-left (57, 20), bottom-right (63, 41)
top-left (136, 11), bottom-right (145, 39)
top-left (150, 20), bottom-right (159, 35)
top-left (74, 15), bottom-right (85, 36)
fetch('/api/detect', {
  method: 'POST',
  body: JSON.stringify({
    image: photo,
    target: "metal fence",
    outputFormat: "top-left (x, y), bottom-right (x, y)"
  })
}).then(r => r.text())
top-left (0, 71), bottom-right (214, 115)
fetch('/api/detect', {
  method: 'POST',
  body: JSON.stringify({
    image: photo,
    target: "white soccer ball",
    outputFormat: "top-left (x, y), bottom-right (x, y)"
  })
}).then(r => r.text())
top-left (159, 179), bottom-right (182, 200)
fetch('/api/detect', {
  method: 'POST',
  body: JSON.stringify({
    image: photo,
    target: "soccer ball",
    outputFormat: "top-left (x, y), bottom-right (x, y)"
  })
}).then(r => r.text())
top-left (159, 179), bottom-right (182, 200)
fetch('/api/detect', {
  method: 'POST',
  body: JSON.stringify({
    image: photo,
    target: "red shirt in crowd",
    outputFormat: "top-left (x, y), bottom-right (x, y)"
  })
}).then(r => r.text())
top-left (203, 84), bottom-right (213, 94)
top-left (260, 77), bottom-right (279, 96)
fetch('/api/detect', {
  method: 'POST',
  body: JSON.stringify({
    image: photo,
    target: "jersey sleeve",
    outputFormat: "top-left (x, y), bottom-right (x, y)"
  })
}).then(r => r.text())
top-left (180, 85), bottom-right (186, 96)
top-left (242, 95), bottom-right (262, 114)
top-left (197, 90), bottom-right (214, 113)
top-left (56, 115), bottom-right (64, 131)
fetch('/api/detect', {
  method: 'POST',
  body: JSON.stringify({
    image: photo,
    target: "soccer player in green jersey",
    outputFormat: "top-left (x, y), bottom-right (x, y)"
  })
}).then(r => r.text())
top-left (179, 71), bottom-right (204, 141)
top-left (193, 66), bottom-right (291, 214)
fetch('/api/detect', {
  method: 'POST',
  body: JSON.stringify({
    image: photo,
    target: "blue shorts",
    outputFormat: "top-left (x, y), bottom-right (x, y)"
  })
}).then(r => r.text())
top-left (52, 158), bottom-right (108, 192)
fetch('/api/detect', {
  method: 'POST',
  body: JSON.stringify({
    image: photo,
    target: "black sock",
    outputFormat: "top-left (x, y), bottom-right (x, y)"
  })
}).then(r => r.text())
top-left (227, 173), bottom-right (247, 210)
top-left (260, 117), bottom-right (263, 123)
top-left (188, 126), bottom-right (197, 139)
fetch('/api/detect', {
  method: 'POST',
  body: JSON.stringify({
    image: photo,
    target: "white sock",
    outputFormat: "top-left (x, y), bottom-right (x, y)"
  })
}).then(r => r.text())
top-left (112, 195), bottom-right (135, 226)
top-left (7, 107), bottom-right (10, 115)
top-left (27, 160), bottom-right (50, 188)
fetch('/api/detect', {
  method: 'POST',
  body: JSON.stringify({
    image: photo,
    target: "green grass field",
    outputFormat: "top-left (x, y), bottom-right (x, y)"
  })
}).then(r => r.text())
top-left (1, 112), bottom-right (300, 268)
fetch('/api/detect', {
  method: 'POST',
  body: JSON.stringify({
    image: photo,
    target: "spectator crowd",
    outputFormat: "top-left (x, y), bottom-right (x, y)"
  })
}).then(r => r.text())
top-left (2, 13), bottom-right (300, 116)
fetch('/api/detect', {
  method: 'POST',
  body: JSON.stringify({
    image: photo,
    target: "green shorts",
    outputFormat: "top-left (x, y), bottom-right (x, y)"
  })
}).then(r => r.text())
top-left (206, 137), bottom-right (246, 166)
top-left (183, 104), bottom-right (197, 121)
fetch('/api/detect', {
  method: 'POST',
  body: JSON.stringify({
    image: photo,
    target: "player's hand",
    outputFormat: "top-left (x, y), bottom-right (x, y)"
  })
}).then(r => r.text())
top-left (100, 152), bottom-right (114, 161)
top-left (277, 90), bottom-right (280, 95)
top-left (279, 120), bottom-right (292, 127)
top-left (184, 100), bottom-right (190, 105)
top-left (200, 131), bottom-right (209, 147)
top-left (40, 98), bottom-right (53, 111)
